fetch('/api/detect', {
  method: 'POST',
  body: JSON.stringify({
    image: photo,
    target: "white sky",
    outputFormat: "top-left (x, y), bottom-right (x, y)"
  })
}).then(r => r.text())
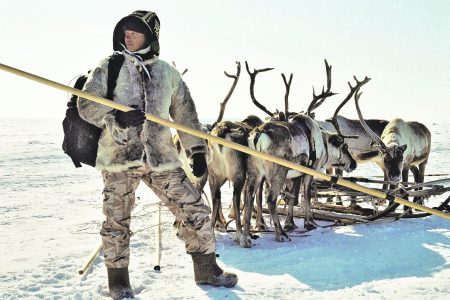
top-left (0, 0), bottom-right (449, 123)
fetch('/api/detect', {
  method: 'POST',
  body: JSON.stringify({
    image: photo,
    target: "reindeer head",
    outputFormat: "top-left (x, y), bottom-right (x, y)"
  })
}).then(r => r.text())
top-left (379, 144), bottom-right (407, 183)
top-left (355, 91), bottom-right (407, 183)
top-left (324, 133), bottom-right (357, 173)
top-left (241, 115), bottom-right (264, 128)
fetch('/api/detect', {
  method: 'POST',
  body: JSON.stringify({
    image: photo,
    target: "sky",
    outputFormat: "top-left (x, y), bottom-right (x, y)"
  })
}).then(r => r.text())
top-left (0, 0), bottom-right (449, 124)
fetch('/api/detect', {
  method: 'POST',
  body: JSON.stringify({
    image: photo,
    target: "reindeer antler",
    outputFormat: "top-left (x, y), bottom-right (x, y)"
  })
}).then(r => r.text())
top-left (306, 59), bottom-right (336, 117)
top-left (172, 61), bottom-right (188, 76)
top-left (326, 76), bottom-right (371, 138)
top-left (213, 61), bottom-right (241, 127)
top-left (354, 90), bottom-right (387, 150)
top-left (245, 61), bottom-right (274, 116)
top-left (281, 73), bottom-right (293, 122)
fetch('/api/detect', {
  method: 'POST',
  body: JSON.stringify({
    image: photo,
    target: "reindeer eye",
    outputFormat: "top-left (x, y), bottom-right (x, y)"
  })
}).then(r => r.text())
top-left (343, 144), bottom-right (348, 150)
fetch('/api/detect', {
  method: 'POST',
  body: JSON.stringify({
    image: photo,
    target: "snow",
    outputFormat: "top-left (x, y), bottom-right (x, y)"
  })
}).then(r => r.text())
top-left (0, 119), bottom-right (449, 299)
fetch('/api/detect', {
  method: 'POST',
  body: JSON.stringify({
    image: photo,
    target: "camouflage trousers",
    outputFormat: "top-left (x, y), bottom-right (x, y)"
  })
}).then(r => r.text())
top-left (101, 167), bottom-right (215, 268)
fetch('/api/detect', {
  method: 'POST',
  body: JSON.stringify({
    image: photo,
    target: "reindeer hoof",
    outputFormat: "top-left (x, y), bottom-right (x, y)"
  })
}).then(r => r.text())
top-left (304, 223), bottom-right (317, 231)
top-left (276, 234), bottom-right (291, 243)
top-left (239, 235), bottom-right (252, 248)
top-left (214, 222), bottom-right (227, 232)
top-left (284, 222), bottom-right (298, 231)
top-left (349, 202), bottom-right (362, 210)
top-left (256, 224), bottom-right (267, 231)
top-left (234, 232), bottom-right (241, 244)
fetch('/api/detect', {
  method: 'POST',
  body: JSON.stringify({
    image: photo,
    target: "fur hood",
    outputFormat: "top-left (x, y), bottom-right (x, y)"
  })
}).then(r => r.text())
top-left (78, 52), bottom-right (207, 172)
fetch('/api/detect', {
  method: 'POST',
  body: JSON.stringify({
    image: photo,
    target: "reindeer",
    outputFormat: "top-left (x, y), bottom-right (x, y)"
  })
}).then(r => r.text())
top-left (314, 115), bottom-right (388, 206)
top-left (304, 64), bottom-right (386, 166)
top-left (300, 65), bottom-right (394, 207)
top-left (205, 62), bottom-right (267, 234)
top-left (354, 93), bottom-right (431, 194)
top-left (309, 81), bottom-right (388, 174)
top-left (208, 115), bottom-right (264, 235)
top-left (317, 116), bottom-right (388, 162)
top-left (240, 61), bottom-right (357, 248)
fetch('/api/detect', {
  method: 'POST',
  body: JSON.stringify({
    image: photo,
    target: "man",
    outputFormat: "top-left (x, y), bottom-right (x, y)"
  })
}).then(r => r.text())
top-left (78, 10), bottom-right (237, 299)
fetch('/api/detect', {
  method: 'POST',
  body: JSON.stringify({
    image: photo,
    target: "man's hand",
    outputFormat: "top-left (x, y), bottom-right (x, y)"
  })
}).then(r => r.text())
top-left (115, 105), bottom-right (146, 128)
top-left (191, 153), bottom-right (207, 177)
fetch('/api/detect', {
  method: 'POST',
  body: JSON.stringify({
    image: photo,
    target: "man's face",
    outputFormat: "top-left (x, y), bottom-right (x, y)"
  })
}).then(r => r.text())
top-left (124, 30), bottom-right (146, 52)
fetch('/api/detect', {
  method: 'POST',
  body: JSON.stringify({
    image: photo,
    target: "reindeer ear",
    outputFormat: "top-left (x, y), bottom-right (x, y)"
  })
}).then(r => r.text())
top-left (370, 140), bottom-right (386, 153)
top-left (399, 144), bottom-right (408, 152)
top-left (359, 150), bottom-right (380, 160)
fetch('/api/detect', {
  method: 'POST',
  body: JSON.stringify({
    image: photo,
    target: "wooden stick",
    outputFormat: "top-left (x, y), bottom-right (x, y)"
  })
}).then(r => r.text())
top-left (372, 173), bottom-right (449, 178)
top-left (1, 62), bottom-right (449, 221)
top-left (79, 242), bottom-right (102, 275)
top-left (154, 203), bottom-right (161, 271)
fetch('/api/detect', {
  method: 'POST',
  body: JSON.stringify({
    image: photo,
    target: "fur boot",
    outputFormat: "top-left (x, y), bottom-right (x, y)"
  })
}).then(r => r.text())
top-left (107, 267), bottom-right (134, 299)
top-left (190, 252), bottom-right (238, 288)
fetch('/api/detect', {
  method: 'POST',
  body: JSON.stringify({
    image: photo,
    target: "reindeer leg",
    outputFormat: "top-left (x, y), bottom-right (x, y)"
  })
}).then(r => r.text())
top-left (255, 178), bottom-right (267, 230)
top-left (208, 175), bottom-right (227, 231)
top-left (416, 161), bottom-right (426, 204)
top-left (325, 167), bottom-right (334, 203)
top-left (411, 162), bottom-right (426, 206)
top-left (418, 161), bottom-right (426, 185)
top-left (284, 178), bottom-right (300, 231)
top-left (266, 175), bottom-right (290, 243)
top-left (241, 176), bottom-right (256, 248)
top-left (303, 175), bottom-right (317, 231)
top-left (335, 169), bottom-right (344, 206)
top-left (401, 167), bottom-right (411, 212)
top-left (232, 176), bottom-right (246, 246)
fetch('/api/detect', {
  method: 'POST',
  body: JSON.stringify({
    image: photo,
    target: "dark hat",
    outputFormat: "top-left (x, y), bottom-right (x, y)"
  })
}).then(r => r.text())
top-left (121, 19), bottom-right (147, 34)
top-left (113, 10), bottom-right (160, 54)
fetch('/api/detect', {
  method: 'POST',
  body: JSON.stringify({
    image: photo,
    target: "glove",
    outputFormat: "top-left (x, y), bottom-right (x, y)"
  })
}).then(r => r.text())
top-left (191, 153), bottom-right (207, 177)
top-left (115, 105), bottom-right (146, 128)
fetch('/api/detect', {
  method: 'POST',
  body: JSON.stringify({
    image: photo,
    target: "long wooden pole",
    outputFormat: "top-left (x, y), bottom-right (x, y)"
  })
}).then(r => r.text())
top-left (1, 62), bottom-right (449, 221)
top-left (79, 242), bottom-right (102, 275)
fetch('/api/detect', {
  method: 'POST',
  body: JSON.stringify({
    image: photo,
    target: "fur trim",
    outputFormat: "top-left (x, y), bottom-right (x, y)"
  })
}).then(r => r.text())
top-left (96, 160), bottom-right (144, 173)
top-left (149, 160), bottom-right (183, 172)
top-left (255, 133), bottom-right (272, 152)
top-left (286, 169), bottom-right (303, 179)
top-left (95, 128), bottom-right (145, 172)
top-left (185, 145), bottom-right (208, 158)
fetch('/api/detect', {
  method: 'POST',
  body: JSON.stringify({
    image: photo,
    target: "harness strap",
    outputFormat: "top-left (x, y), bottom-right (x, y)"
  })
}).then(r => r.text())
top-left (106, 53), bottom-right (125, 100)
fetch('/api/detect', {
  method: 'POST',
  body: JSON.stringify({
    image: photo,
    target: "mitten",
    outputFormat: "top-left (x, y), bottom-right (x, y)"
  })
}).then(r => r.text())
top-left (191, 153), bottom-right (207, 177)
top-left (115, 105), bottom-right (146, 128)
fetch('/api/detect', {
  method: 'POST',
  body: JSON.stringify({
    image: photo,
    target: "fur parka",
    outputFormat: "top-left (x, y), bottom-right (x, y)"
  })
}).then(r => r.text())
top-left (78, 52), bottom-right (207, 172)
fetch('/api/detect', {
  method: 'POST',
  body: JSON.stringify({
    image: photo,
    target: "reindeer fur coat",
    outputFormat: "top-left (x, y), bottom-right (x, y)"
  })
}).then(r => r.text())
top-left (78, 52), bottom-right (207, 172)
